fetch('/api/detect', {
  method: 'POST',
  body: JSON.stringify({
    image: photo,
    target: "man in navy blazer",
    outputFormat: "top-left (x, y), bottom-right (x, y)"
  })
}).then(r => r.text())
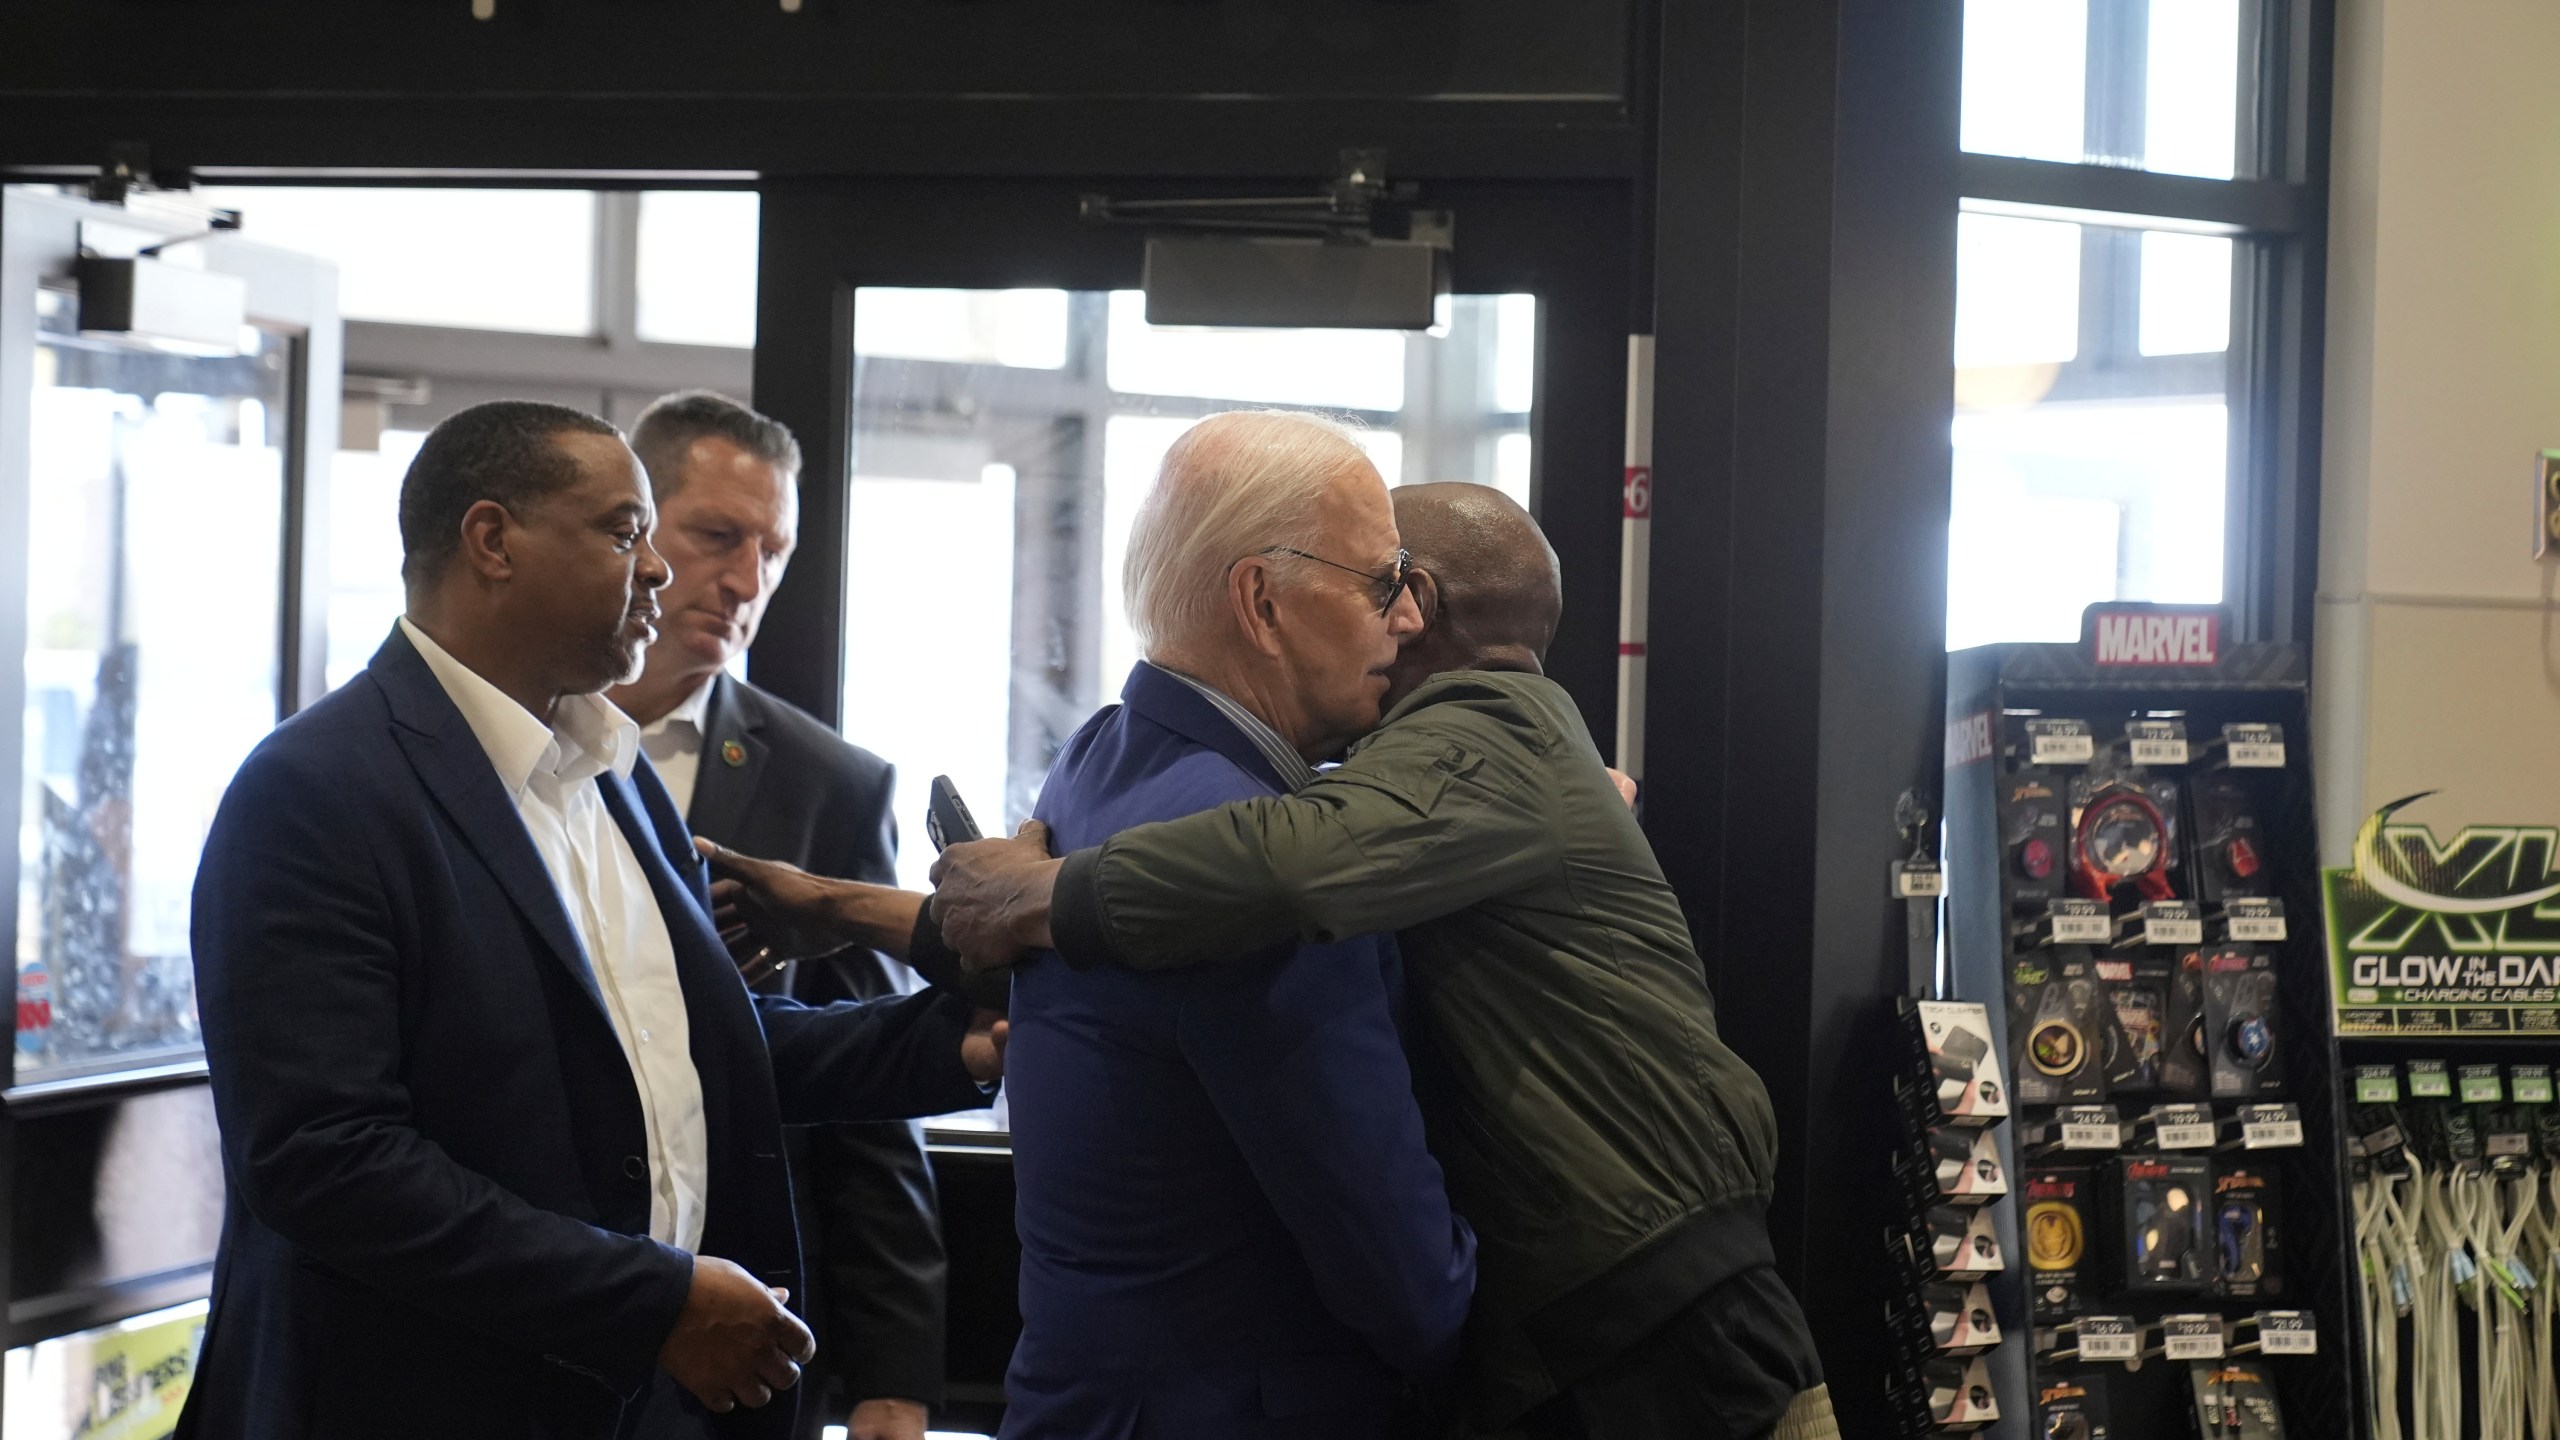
top-left (180, 401), bottom-right (1003, 1440)
top-left (999, 411), bottom-right (1476, 1439)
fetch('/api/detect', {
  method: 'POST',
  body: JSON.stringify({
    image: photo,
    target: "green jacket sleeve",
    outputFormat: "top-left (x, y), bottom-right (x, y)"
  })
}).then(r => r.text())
top-left (1051, 673), bottom-right (1572, 971)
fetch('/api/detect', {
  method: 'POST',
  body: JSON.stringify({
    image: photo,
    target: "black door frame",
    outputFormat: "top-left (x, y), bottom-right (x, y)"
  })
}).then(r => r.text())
top-left (744, 177), bottom-right (1634, 754)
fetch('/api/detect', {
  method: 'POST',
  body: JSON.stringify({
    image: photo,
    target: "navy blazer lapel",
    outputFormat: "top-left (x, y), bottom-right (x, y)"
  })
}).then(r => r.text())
top-left (368, 626), bottom-right (612, 1022)
top-left (1118, 662), bottom-right (1293, 792)
top-left (596, 764), bottom-right (751, 1126)
top-left (682, 675), bottom-right (766, 844)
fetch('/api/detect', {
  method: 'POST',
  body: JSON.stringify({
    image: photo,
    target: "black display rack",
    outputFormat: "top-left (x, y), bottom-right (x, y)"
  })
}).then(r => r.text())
top-left (1935, 606), bottom-right (2360, 1440)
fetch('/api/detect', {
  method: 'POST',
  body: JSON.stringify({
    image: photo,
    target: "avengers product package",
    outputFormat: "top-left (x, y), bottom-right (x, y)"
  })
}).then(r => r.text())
top-left (2202, 951), bottom-right (2284, 1098)
top-left (2159, 950), bottom-right (2211, 1097)
top-left (2069, 771), bottom-right (2184, 906)
top-left (2024, 1166), bottom-right (2096, 1321)
top-left (2011, 952), bottom-right (2108, 1106)
top-left (2093, 957), bottom-right (2163, 1093)
top-left (2105, 1154), bottom-right (2214, 1297)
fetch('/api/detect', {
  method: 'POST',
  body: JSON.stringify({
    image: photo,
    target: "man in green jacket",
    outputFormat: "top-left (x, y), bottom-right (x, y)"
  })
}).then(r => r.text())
top-left (706, 485), bottom-right (1833, 1440)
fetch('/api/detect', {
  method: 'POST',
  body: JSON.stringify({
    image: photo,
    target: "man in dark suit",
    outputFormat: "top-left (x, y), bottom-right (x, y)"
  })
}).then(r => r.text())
top-left (608, 392), bottom-right (945, 1440)
top-left (182, 400), bottom-right (1004, 1440)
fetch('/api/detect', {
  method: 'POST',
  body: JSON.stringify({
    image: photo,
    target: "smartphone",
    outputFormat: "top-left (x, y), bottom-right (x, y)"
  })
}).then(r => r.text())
top-left (925, 775), bottom-right (984, 853)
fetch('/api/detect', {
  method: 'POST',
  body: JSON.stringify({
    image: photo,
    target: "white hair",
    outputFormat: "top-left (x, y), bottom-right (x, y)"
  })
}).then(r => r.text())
top-left (1123, 410), bottom-right (1375, 656)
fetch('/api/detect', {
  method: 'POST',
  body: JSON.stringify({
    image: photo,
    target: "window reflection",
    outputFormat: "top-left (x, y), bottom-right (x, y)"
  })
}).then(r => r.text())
top-left (19, 294), bottom-right (288, 1080)
top-left (1961, 0), bottom-right (2253, 179)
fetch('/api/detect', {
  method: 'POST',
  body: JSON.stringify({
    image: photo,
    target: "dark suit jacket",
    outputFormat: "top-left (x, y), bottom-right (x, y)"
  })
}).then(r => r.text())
top-left (1001, 663), bottom-right (1476, 1440)
top-left (688, 675), bottom-right (948, 1417)
top-left (178, 627), bottom-right (989, 1440)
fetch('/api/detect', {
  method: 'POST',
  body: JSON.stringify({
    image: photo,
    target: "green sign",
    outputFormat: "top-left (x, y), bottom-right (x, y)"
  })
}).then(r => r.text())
top-left (2326, 794), bottom-right (2560, 1036)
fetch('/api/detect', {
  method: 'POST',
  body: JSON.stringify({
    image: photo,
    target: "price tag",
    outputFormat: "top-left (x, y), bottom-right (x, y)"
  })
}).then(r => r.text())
top-left (2127, 719), bottom-right (2191, 766)
top-left (2162, 1314), bottom-right (2225, 1360)
top-left (2223, 723), bottom-right (2286, 768)
top-left (2028, 718), bottom-right (2096, 766)
top-left (2224, 897), bottom-right (2288, 942)
top-left (2356, 1065), bottom-right (2402, 1105)
top-left (2489, 1131), bottom-right (2531, 1158)
top-left (2256, 1311), bottom-right (2318, 1355)
top-left (2513, 1065), bottom-right (2554, 1105)
top-left (2243, 1103), bottom-right (2306, 1149)
top-left (2152, 1104), bottom-right (2216, 1150)
top-left (1892, 858), bottom-right (1944, 899)
top-left (2461, 1064), bottom-right (2506, 1105)
top-left (2077, 1315), bottom-right (2139, 1362)
top-left (2049, 899), bottom-right (2111, 944)
top-left (2061, 1106), bottom-right (2123, 1150)
top-left (2409, 1060), bottom-right (2453, 1099)
top-left (2141, 901), bottom-right (2204, 947)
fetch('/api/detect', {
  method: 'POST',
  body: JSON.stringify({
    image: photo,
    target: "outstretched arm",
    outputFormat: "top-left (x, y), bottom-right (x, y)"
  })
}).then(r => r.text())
top-left (933, 675), bottom-right (1580, 973)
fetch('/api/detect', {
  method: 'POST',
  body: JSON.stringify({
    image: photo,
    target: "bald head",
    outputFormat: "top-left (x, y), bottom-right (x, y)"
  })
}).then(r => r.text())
top-left (1382, 482), bottom-right (1562, 706)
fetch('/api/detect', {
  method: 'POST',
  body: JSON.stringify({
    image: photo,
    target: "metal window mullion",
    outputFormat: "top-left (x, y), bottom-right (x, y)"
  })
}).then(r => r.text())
top-left (595, 191), bottom-right (641, 350)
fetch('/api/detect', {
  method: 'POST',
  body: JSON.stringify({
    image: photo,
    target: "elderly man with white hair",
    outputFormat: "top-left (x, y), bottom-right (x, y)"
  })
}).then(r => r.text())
top-left (992, 410), bottom-right (1477, 1439)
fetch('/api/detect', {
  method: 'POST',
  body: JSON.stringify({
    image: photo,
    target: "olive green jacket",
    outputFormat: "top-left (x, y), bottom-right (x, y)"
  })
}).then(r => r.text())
top-left (1046, 669), bottom-right (1784, 1429)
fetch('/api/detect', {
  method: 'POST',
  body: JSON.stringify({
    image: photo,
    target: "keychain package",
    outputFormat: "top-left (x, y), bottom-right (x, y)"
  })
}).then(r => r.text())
top-left (2201, 952), bottom-right (2283, 1099)
top-left (2188, 1359), bottom-right (2287, 1440)
top-left (2024, 1166), bottom-right (2096, 1322)
top-left (1999, 768), bottom-right (2072, 909)
top-left (2184, 770), bottom-right (2272, 906)
top-left (2010, 952), bottom-right (2108, 1106)
top-left (2035, 1372), bottom-right (2116, 1440)
top-left (2212, 1165), bottom-right (2282, 1300)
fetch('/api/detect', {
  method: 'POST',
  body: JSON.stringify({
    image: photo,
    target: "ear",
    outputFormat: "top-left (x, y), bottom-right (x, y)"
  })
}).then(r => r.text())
top-left (1224, 556), bottom-right (1289, 659)
top-left (1407, 567), bottom-right (1442, 628)
top-left (456, 498), bottom-right (516, 583)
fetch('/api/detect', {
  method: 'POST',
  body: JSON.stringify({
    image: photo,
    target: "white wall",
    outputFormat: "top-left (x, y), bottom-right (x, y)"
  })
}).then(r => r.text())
top-left (2316, 0), bottom-right (2560, 859)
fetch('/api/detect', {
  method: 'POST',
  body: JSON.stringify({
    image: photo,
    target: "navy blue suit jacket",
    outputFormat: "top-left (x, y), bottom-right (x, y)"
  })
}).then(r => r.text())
top-left (1000, 663), bottom-right (1476, 1440)
top-left (178, 627), bottom-right (989, 1440)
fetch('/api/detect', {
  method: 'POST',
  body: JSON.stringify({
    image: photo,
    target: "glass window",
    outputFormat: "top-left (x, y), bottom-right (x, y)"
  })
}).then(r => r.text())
top-left (325, 429), bottom-right (429, 691)
top-left (3, 1299), bottom-right (207, 1440)
top-left (1962, 0), bottom-right (2254, 178)
top-left (851, 289), bottom-right (1070, 369)
top-left (192, 187), bottom-right (598, 335)
top-left (1105, 291), bottom-right (1406, 411)
top-left (1947, 216), bottom-right (2236, 650)
top-left (19, 293), bottom-right (290, 1081)
top-left (636, 191), bottom-right (760, 348)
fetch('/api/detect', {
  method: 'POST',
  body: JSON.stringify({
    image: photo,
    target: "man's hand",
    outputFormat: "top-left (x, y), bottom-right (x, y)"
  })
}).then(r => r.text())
top-left (929, 820), bottom-right (1064, 975)
top-left (657, 1255), bottom-right (816, 1414)
top-left (697, 839), bottom-right (922, 983)
top-left (1605, 767), bottom-right (1640, 811)
top-left (962, 1007), bottom-right (1010, 1085)
top-left (847, 1396), bottom-right (930, 1440)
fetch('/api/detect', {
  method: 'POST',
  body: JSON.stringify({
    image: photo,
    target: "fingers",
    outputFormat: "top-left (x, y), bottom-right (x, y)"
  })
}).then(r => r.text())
top-left (1016, 817), bottom-right (1051, 849)
top-left (751, 1346), bottom-right (803, 1393)
top-left (776, 1307), bottom-right (816, 1364)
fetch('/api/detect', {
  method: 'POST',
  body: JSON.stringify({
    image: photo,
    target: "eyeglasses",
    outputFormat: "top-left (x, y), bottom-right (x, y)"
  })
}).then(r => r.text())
top-left (1259, 546), bottom-right (1414, 617)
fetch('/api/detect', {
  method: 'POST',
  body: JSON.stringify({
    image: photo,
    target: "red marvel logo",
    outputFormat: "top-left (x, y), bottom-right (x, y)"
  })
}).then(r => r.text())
top-left (2092, 610), bottom-right (2219, 666)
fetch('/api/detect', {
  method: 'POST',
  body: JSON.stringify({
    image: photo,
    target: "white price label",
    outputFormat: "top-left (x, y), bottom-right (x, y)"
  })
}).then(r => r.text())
top-left (2226, 899), bottom-right (2288, 942)
top-left (2142, 903), bottom-right (2204, 947)
top-left (2257, 1311), bottom-right (2318, 1355)
top-left (2162, 1315), bottom-right (2225, 1360)
top-left (1893, 860), bottom-right (1945, 899)
top-left (2242, 1104), bottom-right (2305, 1149)
top-left (2514, 1066), bottom-right (2554, 1105)
top-left (2224, 724), bottom-right (2286, 768)
top-left (2029, 719), bottom-right (2096, 766)
top-left (2153, 1107), bottom-right (2216, 1149)
top-left (2078, 1316), bottom-right (2139, 1361)
top-left (2061, 1108), bottom-right (2122, 1150)
top-left (2050, 901), bottom-right (2110, 944)
top-left (2127, 721), bottom-right (2190, 766)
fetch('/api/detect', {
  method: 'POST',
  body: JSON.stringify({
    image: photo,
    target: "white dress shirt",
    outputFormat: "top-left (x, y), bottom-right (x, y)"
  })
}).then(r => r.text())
top-left (637, 678), bottom-right (715, 817)
top-left (399, 618), bottom-right (712, 1253)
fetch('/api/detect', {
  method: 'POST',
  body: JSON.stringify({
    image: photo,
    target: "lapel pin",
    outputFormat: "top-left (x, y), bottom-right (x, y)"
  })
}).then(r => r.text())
top-left (721, 739), bottom-right (747, 767)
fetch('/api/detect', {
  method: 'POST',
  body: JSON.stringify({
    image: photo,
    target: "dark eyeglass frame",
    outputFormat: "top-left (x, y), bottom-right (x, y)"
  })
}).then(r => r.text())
top-left (1258, 546), bottom-right (1414, 617)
